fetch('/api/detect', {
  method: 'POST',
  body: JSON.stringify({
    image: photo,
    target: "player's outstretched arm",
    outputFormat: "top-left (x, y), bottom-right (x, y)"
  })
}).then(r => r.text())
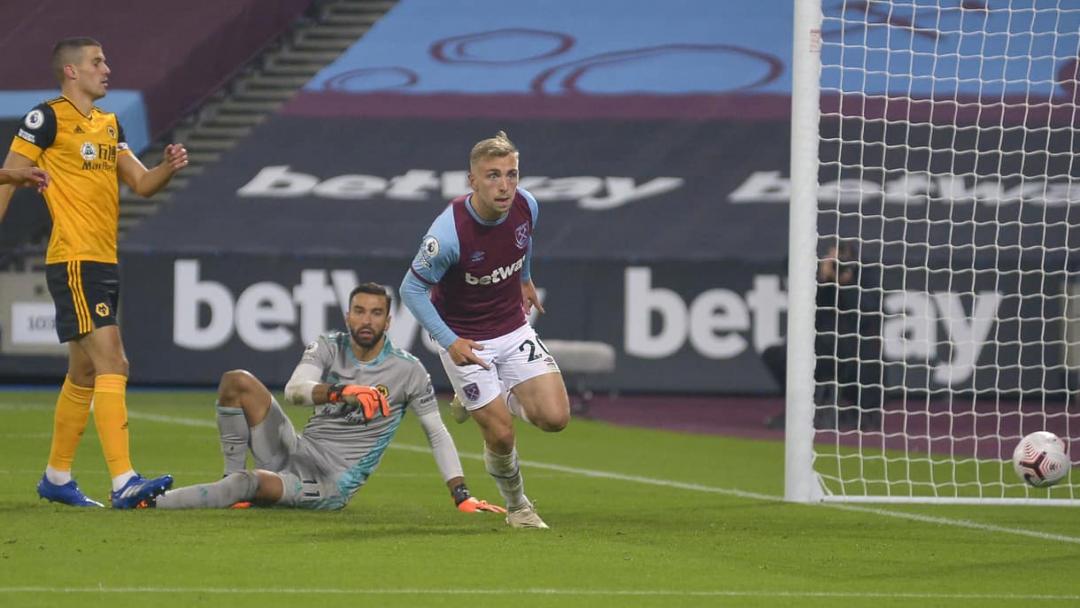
top-left (451, 481), bottom-right (506, 514)
top-left (416, 409), bottom-right (505, 513)
top-left (0, 152), bottom-right (46, 222)
top-left (118, 143), bottom-right (188, 197)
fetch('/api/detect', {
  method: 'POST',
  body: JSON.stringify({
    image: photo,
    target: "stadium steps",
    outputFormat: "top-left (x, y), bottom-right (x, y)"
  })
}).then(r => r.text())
top-left (112, 0), bottom-right (394, 235)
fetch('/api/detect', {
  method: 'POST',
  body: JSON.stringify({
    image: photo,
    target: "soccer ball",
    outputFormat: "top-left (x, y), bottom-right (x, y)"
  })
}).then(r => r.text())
top-left (1012, 431), bottom-right (1071, 488)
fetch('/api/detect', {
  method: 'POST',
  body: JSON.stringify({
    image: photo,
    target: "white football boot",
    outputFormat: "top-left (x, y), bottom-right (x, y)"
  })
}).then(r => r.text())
top-left (506, 501), bottom-right (549, 529)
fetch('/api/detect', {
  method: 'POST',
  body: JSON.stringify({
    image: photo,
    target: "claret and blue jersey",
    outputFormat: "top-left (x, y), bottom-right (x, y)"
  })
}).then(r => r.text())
top-left (402, 187), bottom-right (539, 347)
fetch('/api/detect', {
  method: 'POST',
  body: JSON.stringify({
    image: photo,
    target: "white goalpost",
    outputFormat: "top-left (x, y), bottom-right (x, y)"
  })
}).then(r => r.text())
top-left (786, 0), bottom-right (1080, 504)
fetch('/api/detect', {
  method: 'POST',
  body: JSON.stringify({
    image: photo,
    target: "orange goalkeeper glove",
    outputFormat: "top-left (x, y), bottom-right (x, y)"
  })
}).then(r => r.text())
top-left (458, 497), bottom-right (506, 514)
top-left (327, 384), bottom-right (390, 421)
top-left (451, 483), bottom-right (506, 514)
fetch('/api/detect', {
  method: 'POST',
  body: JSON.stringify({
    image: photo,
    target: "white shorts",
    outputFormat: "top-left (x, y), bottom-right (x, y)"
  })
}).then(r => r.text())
top-left (439, 324), bottom-right (561, 412)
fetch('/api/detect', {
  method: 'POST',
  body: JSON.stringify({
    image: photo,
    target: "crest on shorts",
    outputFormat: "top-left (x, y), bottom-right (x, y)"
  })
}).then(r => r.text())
top-left (95, 303), bottom-right (110, 317)
top-left (462, 382), bottom-right (480, 402)
top-left (514, 222), bottom-right (530, 249)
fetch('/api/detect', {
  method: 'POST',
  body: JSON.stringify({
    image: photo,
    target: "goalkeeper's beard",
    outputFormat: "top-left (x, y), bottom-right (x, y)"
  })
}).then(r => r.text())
top-left (350, 325), bottom-right (384, 349)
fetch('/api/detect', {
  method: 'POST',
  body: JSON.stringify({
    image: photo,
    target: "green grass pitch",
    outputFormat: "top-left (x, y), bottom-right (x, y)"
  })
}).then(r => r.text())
top-left (1, 389), bottom-right (1079, 607)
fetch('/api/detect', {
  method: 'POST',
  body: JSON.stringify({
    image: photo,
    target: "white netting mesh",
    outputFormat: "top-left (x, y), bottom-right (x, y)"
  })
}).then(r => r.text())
top-left (813, 0), bottom-right (1080, 501)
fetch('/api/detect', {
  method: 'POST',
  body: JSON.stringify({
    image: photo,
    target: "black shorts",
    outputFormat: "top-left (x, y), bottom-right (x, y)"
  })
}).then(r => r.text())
top-left (45, 261), bottom-right (120, 343)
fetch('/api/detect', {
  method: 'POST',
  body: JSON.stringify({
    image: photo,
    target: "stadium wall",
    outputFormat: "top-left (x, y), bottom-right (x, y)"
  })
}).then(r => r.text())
top-left (0, 0), bottom-right (313, 137)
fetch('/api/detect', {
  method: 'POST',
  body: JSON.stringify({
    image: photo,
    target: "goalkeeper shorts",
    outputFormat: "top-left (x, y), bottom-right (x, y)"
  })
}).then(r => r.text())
top-left (250, 399), bottom-right (351, 510)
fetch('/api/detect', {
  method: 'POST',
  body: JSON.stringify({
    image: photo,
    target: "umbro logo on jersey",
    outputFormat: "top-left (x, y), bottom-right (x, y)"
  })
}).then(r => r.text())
top-left (74, 125), bottom-right (84, 133)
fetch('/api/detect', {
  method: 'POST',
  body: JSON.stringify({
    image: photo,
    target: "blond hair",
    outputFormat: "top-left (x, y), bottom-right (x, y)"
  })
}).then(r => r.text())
top-left (469, 130), bottom-right (518, 167)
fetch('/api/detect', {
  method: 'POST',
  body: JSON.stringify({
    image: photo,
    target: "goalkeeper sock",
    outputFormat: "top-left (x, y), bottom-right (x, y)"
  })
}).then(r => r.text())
top-left (216, 404), bottom-right (249, 475)
top-left (155, 471), bottom-right (259, 509)
top-left (45, 376), bottom-right (94, 482)
top-left (91, 374), bottom-right (135, 487)
top-left (484, 445), bottom-right (527, 510)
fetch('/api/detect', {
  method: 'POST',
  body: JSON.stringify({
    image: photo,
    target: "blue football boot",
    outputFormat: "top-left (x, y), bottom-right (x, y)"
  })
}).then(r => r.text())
top-left (37, 474), bottom-right (104, 507)
top-left (110, 473), bottom-right (174, 509)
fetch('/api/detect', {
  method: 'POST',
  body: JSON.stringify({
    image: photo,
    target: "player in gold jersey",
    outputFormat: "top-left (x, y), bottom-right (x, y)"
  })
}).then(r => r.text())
top-left (0, 37), bottom-right (189, 508)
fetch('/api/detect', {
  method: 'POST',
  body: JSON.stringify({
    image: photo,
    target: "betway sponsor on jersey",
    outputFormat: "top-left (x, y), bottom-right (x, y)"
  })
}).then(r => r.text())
top-left (465, 255), bottom-right (525, 286)
top-left (237, 166), bottom-right (683, 210)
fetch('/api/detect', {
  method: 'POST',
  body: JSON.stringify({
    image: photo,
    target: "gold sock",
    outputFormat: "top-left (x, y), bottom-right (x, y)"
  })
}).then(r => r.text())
top-left (46, 376), bottom-right (94, 472)
top-left (92, 374), bottom-right (133, 477)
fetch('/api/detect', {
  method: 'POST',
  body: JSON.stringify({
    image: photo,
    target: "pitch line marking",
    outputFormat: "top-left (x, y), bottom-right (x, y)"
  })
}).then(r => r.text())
top-left (5, 404), bottom-right (1080, 545)
top-left (0, 587), bottom-right (1076, 601)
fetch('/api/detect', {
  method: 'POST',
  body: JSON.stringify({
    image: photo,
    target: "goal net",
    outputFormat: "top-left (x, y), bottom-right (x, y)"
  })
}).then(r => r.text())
top-left (786, 0), bottom-right (1080, 504)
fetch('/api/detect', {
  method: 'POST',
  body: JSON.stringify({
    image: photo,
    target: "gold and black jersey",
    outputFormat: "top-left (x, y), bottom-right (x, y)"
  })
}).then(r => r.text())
top-left (9, 96), bottom-right (132, 264)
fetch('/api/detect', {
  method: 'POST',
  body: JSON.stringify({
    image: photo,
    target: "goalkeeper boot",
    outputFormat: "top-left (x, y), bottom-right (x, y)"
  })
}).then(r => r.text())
top-left (37, 474), bottom-right (104, 507)
top-left (506, 501), bottom-right (549, 529)
top-left (110, 473), bottom-right (174, 509)
top-left (449, 394), bottom-right (470, 424)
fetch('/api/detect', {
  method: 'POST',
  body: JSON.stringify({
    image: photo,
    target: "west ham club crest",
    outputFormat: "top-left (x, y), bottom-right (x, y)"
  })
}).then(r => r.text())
top-left (462, 382), bottom-right (480, 402)
top-left (514, 222), bottom-right (530, 249)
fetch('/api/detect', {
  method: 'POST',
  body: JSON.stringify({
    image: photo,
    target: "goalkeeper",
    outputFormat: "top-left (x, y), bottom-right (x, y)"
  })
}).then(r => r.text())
top-left (149, 283), bottom-right (503, 514)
